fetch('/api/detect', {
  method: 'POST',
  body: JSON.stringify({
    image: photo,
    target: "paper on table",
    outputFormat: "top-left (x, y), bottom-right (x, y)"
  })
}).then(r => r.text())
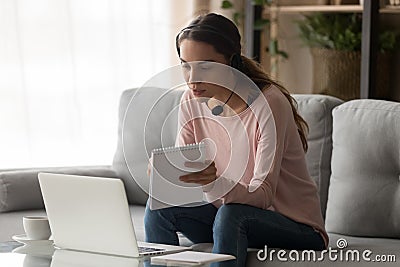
top-left (151, 251), bottom-right (235, 266)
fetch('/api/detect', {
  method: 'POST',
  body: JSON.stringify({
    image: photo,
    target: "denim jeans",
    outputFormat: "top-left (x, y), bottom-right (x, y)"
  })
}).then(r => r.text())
top-left (144, 202), bottom-right (325, 267)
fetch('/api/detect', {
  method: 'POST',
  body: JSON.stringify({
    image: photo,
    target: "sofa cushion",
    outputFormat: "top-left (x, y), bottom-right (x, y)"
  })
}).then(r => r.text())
top-left (112, 87), bottom-right (185, 205)
top-left (0, 166), bottom-right (117, 213)
top-left (293, 94), bottom-right (343, 218)
top-left (326, 99), bottom-right (400, 238)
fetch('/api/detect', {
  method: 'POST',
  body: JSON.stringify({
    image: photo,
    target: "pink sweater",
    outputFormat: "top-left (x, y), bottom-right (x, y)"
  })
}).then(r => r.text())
top-left (176, 86), bottom-right (328, 248)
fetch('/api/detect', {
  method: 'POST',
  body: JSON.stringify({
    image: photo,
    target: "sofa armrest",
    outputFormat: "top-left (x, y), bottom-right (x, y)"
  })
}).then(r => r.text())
top-left (0, 166), bottom-right (118, 213)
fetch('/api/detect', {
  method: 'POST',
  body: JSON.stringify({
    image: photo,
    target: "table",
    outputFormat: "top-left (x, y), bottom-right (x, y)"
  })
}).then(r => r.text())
top-left (0, 241), bottom-right (202, 267)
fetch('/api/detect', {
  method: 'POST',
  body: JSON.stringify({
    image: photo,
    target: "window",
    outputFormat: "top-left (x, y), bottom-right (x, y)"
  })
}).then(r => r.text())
top-left (0, 0), bottom-right (190, 168)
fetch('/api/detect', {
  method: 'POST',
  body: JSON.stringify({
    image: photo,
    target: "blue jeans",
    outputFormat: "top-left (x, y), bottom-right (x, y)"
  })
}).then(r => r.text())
top-left (144, 202), bottom-right (325, 267)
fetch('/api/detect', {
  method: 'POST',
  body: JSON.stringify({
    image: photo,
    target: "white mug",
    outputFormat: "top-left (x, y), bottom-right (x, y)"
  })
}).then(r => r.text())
top-left (23, 216), bottom-right (51, 240)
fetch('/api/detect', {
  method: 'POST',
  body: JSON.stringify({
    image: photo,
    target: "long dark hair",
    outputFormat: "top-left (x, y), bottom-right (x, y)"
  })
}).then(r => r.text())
top-left (176, 13), bottom-right (309, 152)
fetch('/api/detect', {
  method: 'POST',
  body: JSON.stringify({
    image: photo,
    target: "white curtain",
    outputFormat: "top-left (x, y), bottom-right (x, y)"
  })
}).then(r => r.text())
top-left (0, 0), bottom-right (194, 168)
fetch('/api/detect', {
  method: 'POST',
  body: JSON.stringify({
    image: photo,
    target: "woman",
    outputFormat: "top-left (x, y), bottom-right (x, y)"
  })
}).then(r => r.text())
top-left (145, 13), bottom-right (328, 267)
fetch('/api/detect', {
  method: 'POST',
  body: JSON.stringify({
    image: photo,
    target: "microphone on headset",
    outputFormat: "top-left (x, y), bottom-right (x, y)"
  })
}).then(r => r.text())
top-left (211, 91), bottom-right (235, 116)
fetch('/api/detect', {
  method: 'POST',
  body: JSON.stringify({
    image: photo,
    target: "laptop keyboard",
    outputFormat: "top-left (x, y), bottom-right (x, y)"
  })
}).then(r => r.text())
top-left (138, 246), bottom-right (166, 255)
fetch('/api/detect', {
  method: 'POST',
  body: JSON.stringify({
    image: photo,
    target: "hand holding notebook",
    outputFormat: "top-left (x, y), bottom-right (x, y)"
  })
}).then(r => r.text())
top-left (179, 160), bottom-right (217, 186)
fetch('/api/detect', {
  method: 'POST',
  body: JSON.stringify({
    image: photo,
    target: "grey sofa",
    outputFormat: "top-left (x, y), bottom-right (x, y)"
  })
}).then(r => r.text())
top-left (1, 87), bottom-right (399, 266)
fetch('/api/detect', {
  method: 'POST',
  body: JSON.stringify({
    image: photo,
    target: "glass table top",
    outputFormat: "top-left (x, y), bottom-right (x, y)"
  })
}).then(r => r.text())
top-left (0, 241), bottom-right (202, 267)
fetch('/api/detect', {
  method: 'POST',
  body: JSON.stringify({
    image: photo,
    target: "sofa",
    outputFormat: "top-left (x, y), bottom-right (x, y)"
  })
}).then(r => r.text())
top-left (1, 87), bottom-right (399, 266)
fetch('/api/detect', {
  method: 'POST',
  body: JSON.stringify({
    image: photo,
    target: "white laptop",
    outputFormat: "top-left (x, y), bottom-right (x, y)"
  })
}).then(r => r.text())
top-left (38, 172), bottom-right (190, 258)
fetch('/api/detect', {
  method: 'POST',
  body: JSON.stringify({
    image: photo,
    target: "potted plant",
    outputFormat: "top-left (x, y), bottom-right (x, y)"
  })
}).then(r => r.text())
top-left (297, 13), bottom-right (398, 100)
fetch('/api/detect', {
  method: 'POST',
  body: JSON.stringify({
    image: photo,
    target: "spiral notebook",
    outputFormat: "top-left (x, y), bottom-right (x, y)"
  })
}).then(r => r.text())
top-left (149, 142), bottom-right (207, 210)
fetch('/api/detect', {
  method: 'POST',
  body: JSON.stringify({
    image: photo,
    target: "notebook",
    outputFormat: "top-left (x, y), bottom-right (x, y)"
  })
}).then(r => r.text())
top-left (38, 173), bottom-right (190, 257)
top-left (151, 251), bottom-right (236, 266)
top-left (149, 142), bottom-right (207, 210)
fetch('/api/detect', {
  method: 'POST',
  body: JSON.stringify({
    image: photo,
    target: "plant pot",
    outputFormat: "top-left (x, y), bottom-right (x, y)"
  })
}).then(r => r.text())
top-left (310, 48), bottom-right (391, 101)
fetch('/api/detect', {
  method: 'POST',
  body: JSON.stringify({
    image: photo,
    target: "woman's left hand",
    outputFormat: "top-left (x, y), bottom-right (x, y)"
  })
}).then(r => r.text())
top-left (179, 160), bottom-right (217, 186)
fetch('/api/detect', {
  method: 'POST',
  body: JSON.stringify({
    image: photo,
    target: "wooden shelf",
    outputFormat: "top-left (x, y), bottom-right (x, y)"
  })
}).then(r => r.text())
top-left (264, 5), bottom-right (400, 14)
top-left (382, 5), bottom-right (400, 13)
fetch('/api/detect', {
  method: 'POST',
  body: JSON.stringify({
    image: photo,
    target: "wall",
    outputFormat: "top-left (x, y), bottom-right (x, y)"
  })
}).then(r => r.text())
top-left (275, 14), bottom-right (313, 94)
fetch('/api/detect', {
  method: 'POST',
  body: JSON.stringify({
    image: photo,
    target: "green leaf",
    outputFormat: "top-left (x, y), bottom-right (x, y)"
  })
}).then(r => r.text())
top-left (221, 0), bottom-right (233, 9)
top-left (269, 39), bottom-right (278, 55)
top-left (295, 13), bottom-right (397, 52)
top-left (254, 18), bottom-right (270, 30)
top-left (233, 12), bottom-right (242, 25)
top-left (277, 50), bottom-right (289, 59)
top-left (266, 47), bottom-right (289, 59)
top-left (253, 0), bottom-right (266, 6)
top-left (379, 31), bottom-right (397, 53)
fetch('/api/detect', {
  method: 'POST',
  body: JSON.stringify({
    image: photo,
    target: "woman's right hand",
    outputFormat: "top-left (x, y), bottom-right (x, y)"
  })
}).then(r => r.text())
top-left (179, 160), bottom-right (217, 186)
